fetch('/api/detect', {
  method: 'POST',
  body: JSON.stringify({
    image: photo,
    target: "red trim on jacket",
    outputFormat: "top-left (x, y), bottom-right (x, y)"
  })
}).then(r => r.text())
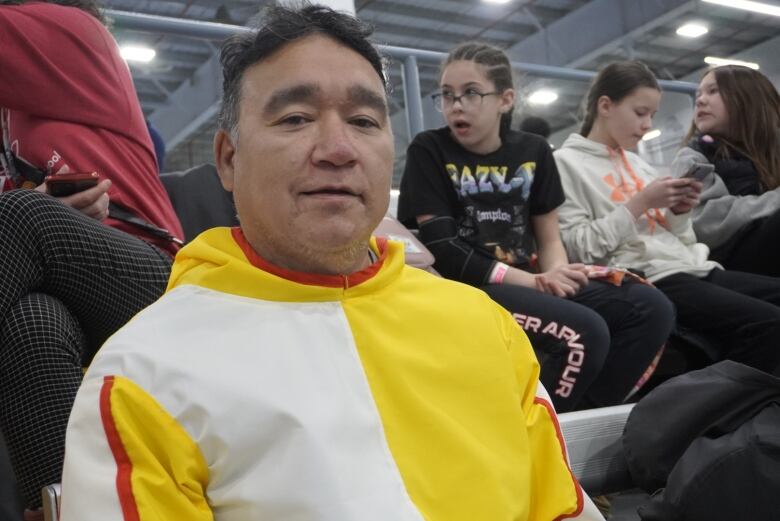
top-left (231, 227), bottom-right (387, 289)
top-left (534, 396), bottom-right (585, 520)
top-left (99, 376), bottom-right (140, 521)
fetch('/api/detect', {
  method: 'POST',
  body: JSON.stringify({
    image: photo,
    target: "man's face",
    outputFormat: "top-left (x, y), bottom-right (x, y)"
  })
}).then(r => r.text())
top-left (214, 34), bottom-right (394, 274)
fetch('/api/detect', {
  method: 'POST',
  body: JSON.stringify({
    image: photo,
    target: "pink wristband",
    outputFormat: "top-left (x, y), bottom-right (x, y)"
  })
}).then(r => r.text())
top-left (490, 262), bottom-right (509, 284)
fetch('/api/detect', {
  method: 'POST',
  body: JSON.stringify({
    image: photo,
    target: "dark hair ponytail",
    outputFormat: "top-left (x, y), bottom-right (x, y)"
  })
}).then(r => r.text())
top-left (442, 42), bottom-right (515, 137)
top-left (580, 61), bottom-right (660, 136)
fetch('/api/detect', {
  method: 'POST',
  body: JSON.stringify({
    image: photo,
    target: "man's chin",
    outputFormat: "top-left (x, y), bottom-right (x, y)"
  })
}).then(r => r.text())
top-left (306, 227), bottom-right (372, 255)
top-left (295, 235), bottom-right (373, 275)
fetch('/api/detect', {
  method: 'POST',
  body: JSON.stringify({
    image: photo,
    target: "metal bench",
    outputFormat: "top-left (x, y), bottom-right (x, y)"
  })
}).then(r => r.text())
top-left (559, 403), bottom-right (635, 496)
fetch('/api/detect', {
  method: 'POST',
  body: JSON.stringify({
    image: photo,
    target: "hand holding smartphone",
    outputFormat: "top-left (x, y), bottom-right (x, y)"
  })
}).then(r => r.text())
top-left (45, 172), bottom-right (100, 197)
top-left (682, 162), bottom-right (714, 181)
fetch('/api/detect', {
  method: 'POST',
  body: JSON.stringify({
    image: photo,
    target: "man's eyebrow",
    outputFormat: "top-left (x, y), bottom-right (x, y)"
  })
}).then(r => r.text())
top-left (347, 85), bottom-right (389, 116)
top-left (262, 83), bottom-right (388, 118)
top-left (263, 84), bottom-right (321, 116)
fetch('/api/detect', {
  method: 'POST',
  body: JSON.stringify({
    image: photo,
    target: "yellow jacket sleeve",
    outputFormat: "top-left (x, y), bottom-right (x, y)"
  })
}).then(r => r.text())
top-left (502, 310), bottom-right (605, 521)
top-left (61, 375), bottom-right (213, 521)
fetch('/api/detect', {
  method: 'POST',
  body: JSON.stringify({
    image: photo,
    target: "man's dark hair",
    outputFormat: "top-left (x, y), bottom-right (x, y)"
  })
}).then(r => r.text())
top-left (217, 3), bottom-right (387, 138)
top-left (0, 0), bottom-right (105, 23)
top-left (519, 116), bottom-right (551, 139)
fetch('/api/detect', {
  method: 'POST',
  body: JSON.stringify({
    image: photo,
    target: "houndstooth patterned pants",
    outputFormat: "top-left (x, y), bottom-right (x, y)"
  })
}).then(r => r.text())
top-left (0, 189), bottom-right (172, 508)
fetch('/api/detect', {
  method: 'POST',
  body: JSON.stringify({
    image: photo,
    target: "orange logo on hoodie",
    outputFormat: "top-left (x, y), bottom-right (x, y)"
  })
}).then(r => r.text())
top-left (602, 172), bottom-right (666, 234)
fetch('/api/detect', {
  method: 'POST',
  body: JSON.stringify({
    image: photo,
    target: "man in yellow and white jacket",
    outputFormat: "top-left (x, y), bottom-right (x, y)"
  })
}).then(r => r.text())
top-left (60, 5), bottom-right (602, 520)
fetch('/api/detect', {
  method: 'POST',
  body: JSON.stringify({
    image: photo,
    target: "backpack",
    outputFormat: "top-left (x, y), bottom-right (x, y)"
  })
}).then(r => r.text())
top-left (622, 360), bottom-right (780, 520)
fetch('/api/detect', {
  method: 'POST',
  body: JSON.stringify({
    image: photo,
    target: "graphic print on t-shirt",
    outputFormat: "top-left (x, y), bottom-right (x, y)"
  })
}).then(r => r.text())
top-left (446, 160), bottom-right (536, 266)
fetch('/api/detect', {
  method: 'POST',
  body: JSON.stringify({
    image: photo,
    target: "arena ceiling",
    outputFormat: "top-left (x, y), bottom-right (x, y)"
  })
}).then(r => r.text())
top-left (100, 0), bottom-right (780, 178)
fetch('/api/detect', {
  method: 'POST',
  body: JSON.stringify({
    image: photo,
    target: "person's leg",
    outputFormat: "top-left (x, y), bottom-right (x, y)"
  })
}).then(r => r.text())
top-left (0, 190), bottom-right (173, 359)
top-left (655, 271), bottom-right (780, 375)
top-left (570, 281), bottom-right (675, 409)
top-left (482, 283), bottom-right (610, 412)
top-left (0, 190), bottom-right (173, 509)
top-left (0, 293), bottom-right (84, 510)
top-left (719, 209), bottom-right (780, 277)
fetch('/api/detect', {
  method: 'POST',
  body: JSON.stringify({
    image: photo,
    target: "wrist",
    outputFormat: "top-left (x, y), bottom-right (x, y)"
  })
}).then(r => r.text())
top-left (502, 267), bottom-right (538, 289)
top-left (625, 193), bottom-right (646, 220)
top-left (489, 262), bottom-right (510, 284)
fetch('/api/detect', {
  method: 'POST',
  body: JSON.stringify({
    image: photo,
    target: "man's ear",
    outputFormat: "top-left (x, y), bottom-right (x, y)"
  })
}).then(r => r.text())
top-left (214, 129), bottom-right (237, 192)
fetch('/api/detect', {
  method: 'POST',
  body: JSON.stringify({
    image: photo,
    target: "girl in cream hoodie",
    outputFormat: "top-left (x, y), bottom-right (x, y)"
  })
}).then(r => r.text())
top-left (554, 61), bottom-right (780, 376)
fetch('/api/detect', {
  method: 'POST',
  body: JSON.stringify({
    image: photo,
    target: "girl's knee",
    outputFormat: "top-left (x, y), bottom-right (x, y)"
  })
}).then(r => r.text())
top-left (560, 308), bottom-right (611, 374)
top-left (634, 284), bottom-right (675, 326)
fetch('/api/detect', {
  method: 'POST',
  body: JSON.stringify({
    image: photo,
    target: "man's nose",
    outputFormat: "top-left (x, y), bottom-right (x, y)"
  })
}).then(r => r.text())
top-left (312, 116), bottom-right (358, 167)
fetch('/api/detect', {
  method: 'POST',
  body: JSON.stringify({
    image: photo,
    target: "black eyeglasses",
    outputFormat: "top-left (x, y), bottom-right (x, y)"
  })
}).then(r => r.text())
top-left (431, 89), bottom-right (500, 112)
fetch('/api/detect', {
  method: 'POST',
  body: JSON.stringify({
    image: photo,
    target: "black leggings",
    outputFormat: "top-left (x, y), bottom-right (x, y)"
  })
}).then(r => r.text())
top-left (655, 269), bottom-right (780, 376)
top-left (716, 208), bottom-right (780, 277)
top-left (482, 280), bottom-right (674, 412)
top-left (0, 190), bottom-right (172, 508)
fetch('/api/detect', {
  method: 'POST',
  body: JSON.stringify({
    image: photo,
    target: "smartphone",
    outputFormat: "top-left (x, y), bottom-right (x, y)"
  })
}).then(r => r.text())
top-left (45, 172), bottom-right (100, 197)
top-left (683, 162), bottom-right (715, 181)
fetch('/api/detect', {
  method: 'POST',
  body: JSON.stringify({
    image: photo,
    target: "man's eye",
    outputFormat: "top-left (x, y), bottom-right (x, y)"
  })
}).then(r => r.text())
top-left (351, 117), bottom-right (380, 129)
top-left (441, 91), bottom-right (456, 101)
top-left (277, 115), bottom-right (310, 126)
top-left (464, 88), bottom-right (482, 98)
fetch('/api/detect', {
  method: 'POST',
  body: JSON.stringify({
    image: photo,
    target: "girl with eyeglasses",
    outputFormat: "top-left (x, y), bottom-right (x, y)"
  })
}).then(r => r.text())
top-left (554, 61), bottom-right (780, 378)
top-left (671, 65), bottom-right (780, 277)
top-left (398, 42), bottom-right (674, 412)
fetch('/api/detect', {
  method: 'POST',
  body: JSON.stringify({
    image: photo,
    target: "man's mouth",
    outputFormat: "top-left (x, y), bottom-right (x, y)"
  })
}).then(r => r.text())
top-left (301, 186), bottom-right (359, 198)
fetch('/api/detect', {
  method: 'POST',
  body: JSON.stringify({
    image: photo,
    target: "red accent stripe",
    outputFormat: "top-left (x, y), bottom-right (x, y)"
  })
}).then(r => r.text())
top-left (534, 397), bottom-right (584, 520)
top-left (231, 227), bottom-right (387, 288)
top-left (99, 376), bottom-right (141, 521)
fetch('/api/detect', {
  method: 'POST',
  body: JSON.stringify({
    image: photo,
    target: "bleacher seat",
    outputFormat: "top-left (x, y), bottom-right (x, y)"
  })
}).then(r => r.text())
top-left (559, 404), bottom-right (635, 495)
top-left (160, 163), bottom-right (238, 243)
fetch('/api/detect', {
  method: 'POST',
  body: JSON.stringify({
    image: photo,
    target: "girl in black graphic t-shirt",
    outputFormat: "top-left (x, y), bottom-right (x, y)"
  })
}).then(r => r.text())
top-left (398, 42), bottom-right (674, 412)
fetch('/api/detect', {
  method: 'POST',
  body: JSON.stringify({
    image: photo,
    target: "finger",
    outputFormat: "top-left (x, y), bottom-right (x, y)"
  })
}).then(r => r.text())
top-left (668, 177), bottom-right (693, 187)
top-left (77, 195), bottom-right (109, 220)
top-left (560, 268), bottom-right (586, 284)
top-left (59, 179), bottom-right (112, 209)
top-left (559, 282), bottom-right (577, 298)
top-left (547, 281), bottom-right (566, 298)
top-left (688, 180), bottom-right (704, 194)
top-left (566, 263), bottom-right (588, 273)
top-left (565, 270), bottom-right (589, 287)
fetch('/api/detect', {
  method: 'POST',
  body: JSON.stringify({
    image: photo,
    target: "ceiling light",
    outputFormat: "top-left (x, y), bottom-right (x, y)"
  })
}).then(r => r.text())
top-left (120, 46), bottom-right (156, 63)
top-left (704, 56), bottom-right (760, 69)
top-left (676, 23), bottom-right (709, 37)
top-left (702, 0), bottom-right (780, 17)
top-left (642, 129), bottom-right (662, 141)
top-left (528, 90), bottom-right (558, 105)
top-left (483, 0), bottom-right (512, 3)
